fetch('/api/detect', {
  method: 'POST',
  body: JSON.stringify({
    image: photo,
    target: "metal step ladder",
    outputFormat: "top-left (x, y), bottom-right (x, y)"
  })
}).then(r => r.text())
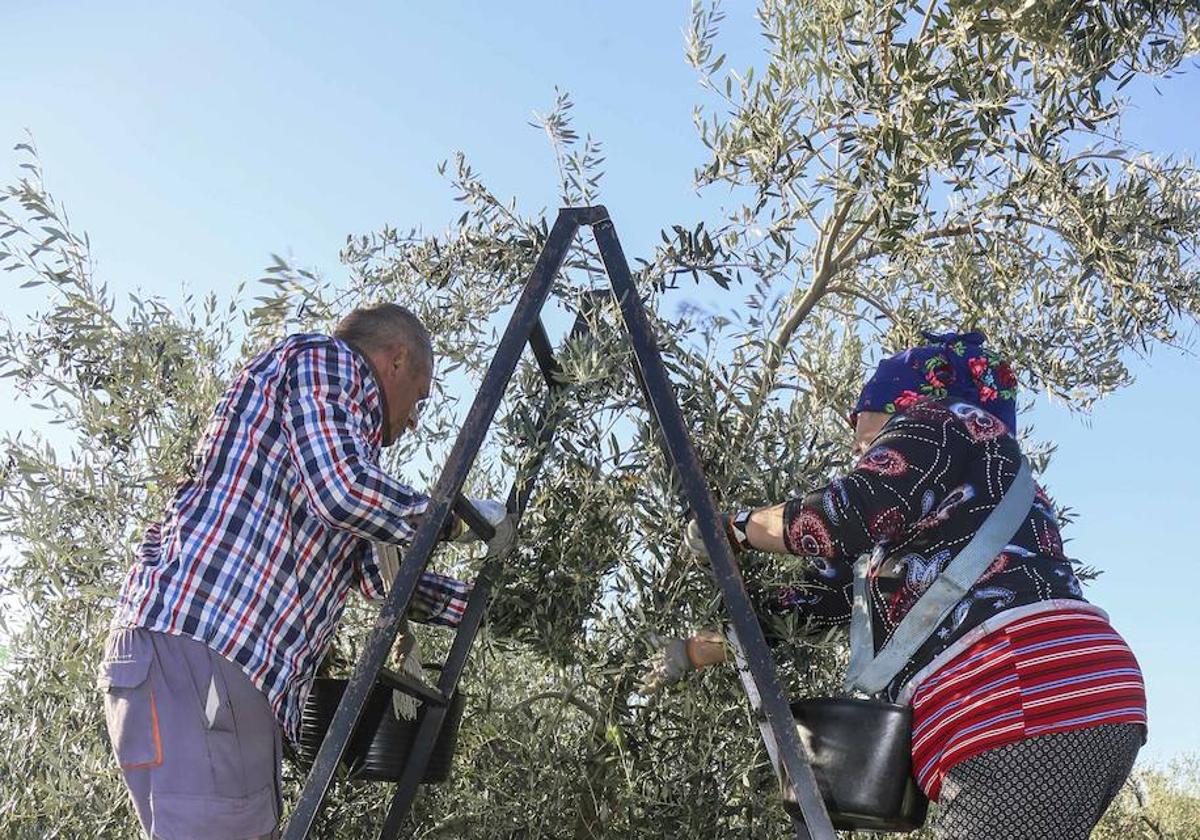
top-left (282, 206), bottom-right (836, 840)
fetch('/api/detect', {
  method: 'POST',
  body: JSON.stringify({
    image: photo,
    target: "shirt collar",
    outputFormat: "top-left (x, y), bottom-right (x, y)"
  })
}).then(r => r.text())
top-left (339, 338), bottom-right (393, 447)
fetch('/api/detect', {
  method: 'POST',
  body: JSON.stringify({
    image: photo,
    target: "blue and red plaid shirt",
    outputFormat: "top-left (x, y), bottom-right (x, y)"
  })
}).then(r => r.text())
top-left (112, 333), bottom-right (469, 741)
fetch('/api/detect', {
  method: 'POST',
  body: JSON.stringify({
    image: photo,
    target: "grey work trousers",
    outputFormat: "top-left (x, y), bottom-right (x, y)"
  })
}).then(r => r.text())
top-left (98, 628), bottom-right (283, 840)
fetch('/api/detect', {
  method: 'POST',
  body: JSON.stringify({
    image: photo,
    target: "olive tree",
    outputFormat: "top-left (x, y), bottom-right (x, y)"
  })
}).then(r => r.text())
top-left (1092, 757), bottom-right (1200, 839)
top-left (2, 1), bottom-right (1199, 837)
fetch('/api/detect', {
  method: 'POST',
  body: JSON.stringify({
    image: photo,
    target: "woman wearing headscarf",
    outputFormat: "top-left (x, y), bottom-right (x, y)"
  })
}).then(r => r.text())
top-left (640, 331), bottom-right (1146, 839)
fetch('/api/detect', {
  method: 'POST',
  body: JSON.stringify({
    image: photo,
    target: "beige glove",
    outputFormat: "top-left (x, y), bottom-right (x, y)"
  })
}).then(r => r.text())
top-left (457, 497), bottom-right (516, 557)
top-left (635, 631), bottom-right (730, 697)
top-left (682, 513), bottom-right (746, 564)
top-left (391, 630), bottom-right (425, 721)
top-left (376, 543), bottom-right (402, 597)
top-left (682, 518), bottom-right (709, 561)
top-left (635, 636), bottom-right (697, 696)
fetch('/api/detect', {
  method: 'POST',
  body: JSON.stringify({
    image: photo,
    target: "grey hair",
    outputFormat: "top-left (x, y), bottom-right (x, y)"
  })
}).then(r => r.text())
top-left (334, 303), bottom-right (433, 370)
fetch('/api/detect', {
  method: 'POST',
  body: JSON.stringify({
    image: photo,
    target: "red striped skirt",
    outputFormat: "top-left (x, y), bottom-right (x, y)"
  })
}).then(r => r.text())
top-left (910, 608), bottom-right (1146, 800)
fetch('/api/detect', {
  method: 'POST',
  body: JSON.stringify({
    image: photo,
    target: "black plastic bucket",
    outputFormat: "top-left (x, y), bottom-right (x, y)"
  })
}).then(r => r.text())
top-left (782, 698), bottom-right (928, 832)
top-left (296, 676), bottom-right (466, 783)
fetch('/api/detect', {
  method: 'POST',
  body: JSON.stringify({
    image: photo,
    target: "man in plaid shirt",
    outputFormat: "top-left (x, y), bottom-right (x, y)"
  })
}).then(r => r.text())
top-left (97, 303), bottom-right (509, 839)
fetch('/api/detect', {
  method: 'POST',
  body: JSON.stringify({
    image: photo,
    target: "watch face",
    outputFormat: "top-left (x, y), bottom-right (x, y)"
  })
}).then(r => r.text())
top-left (732, 510), bottom-right (752, 548)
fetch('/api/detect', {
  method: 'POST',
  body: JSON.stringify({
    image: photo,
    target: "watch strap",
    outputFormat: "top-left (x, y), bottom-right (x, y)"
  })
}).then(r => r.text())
top-left (728, 510), bottom-right (753, 552)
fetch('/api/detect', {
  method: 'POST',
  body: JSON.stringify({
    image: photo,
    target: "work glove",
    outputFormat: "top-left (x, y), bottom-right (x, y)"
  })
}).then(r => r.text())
top-left (682, 517), bottom-right (710, 561)
top-left (449, 498), bottom-right (502, 541)
top-left (451, 497), bottom-right (516, 557)
top-left (391, 630), bottom-right (425, 722)
top-left (482, 506), bottom-right (516, 558)
top-left (682, 512), bottom-right (743, 563)
top-left (635, 635), bottom-right (697, 696)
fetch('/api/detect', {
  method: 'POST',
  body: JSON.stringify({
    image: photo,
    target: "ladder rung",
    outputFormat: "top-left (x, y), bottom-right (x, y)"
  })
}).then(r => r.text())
top-left (453, 495), bottom-right (497, 542)
top-left (528, 319), bottom-right (564, 389)
top-left (377, 666), bottom-right (449, 707)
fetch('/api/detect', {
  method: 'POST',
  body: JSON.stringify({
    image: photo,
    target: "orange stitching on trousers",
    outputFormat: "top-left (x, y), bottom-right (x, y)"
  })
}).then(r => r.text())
top-left (121, 687), bottom-right (163, 770)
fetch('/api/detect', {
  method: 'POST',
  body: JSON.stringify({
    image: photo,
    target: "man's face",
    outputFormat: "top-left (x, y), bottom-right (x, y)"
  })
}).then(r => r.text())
top-left (379, 345), bottom-right (433, 446)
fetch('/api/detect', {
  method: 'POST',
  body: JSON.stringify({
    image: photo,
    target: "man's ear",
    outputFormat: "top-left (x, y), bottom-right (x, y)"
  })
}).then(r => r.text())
top-left (389, 343), bottom-right (411, 374)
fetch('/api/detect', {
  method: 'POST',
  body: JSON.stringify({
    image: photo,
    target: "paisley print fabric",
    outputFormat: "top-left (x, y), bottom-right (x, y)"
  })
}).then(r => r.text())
top-left (857, 445), bottom-right (910, 476)
top-left (948, 400), bottom-right (1009, 442)
top-left (765, 397), bottom-right (1085, 700)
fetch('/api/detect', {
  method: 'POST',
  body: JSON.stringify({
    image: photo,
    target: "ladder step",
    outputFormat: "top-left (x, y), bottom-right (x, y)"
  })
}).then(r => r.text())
top-left (453, 495), bottom-right (498, 542)
top-left (377, 666), bottom-right (449, 707)
top-left (528, 319), bottom-right (564, 389)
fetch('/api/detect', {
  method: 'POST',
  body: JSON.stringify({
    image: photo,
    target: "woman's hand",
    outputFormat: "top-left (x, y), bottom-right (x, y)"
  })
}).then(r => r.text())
top-left (635, 630), bottom-right (730, 696)
top-left (681, 508), bottom-right (790, 561)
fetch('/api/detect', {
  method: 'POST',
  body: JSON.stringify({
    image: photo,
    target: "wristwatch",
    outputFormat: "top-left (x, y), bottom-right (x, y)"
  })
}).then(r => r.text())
top-left (728, 509), bottom-right (754, 553)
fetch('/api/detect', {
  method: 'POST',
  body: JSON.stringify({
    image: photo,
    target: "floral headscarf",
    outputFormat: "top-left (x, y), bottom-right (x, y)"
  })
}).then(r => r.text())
top-left (850, 331), bottom-right (1018, 432)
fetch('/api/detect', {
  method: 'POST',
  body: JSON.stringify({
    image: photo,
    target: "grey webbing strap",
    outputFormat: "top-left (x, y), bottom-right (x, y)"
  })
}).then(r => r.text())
top-left (845, 457), bottom-right (1035, 694)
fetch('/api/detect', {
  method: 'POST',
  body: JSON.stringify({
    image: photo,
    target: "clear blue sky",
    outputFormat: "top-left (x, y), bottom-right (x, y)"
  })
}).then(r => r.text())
top-left (3, 2), bottom-right (1197, 765)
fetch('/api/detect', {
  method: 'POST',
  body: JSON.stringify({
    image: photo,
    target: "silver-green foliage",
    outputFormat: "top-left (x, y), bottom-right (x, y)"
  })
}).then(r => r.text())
top-left (1092, 757), bottom-right (1200, 839)
top-left (1, 1), bottom-right (1198, 837)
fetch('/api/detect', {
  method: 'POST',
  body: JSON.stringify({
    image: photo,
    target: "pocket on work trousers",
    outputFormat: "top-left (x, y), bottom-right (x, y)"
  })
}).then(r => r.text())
top-left (97, 631), bottom-right (162, 771)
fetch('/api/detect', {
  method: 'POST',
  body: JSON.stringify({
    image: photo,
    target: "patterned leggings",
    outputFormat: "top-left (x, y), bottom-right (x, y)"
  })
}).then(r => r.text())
top-left (933, 724), bottom-right (1143, 840)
